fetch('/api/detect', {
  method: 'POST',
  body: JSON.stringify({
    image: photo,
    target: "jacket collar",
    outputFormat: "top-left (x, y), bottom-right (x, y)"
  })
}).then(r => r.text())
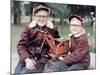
top-left (69, 29), bottom-right (86, 38)
top-left (29, 20), bottom-right (54, 29)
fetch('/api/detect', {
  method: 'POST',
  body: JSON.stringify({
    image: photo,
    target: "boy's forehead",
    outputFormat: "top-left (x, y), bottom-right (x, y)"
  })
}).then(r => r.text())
top-left (69, 15), bottom-right (83, 23)
top-left (70, 18), bottom-right (82, 24)
top-left (36, 10), bottom-right (48, 14)
top-left (71, 18), bottom-right (81, 22)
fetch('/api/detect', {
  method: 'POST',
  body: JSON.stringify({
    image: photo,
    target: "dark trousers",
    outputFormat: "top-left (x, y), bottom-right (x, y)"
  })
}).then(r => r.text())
top-left (14, 60), bottom-right (45, 74)
top-left (44, 60), bottom-right (87, 72)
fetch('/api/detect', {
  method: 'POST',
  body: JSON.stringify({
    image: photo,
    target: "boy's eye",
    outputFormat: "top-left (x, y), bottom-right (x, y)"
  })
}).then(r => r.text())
top-left (35, 15), bottom-right (48, 18)
top-left (70, 24), bottom-right (82, 27)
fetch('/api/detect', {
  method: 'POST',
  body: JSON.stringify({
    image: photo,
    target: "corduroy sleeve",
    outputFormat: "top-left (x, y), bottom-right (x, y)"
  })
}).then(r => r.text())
top-left (63, 38), bottom-right (89, 64)
top-left (17, 25), bottom-right (31, 62)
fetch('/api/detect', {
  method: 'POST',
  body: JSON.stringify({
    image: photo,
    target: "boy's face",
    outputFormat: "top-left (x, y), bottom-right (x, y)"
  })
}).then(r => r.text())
top-left (34, 10), bottom-right (49, 27)
top-left (69, 18), bottom-right (83, 35)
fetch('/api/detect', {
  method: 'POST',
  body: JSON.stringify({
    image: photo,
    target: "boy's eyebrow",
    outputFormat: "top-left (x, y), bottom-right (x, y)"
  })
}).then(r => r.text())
top-left (70, 24), bottom-right (82, 26)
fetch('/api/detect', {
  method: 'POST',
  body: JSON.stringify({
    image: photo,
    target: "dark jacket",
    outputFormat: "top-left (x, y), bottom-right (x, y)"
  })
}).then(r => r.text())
top-left (63, 30), bottom-right (90, 67)
top-left (17, 24), bottom-right (60, 64)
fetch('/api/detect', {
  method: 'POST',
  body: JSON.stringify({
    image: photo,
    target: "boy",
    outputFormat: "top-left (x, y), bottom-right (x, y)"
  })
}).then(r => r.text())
top-left (46, 15), bottom-right (90, 72)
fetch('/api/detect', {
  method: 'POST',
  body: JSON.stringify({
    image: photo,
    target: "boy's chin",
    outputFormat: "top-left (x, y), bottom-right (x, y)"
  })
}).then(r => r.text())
top-left (72, 32), bottom-right (79, 35)
top-left (38, 23), bottom-right (46, 27)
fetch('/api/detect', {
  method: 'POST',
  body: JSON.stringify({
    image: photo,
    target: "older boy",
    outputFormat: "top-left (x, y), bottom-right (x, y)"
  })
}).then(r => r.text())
top-left (14, 5), bottom-right (60, 74)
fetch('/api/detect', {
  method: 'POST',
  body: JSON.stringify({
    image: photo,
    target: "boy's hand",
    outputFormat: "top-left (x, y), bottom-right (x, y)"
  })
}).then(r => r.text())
top-left (49, 53), bottom-right (57, 59)
top-left (25, 58), bottom-right (36, 70)
top-left (58, 56), bottom-right (64, 61)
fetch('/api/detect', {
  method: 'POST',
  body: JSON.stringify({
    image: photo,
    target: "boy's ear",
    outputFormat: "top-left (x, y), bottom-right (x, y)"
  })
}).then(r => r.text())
top-left (82, 18), bottom-right (85, 26)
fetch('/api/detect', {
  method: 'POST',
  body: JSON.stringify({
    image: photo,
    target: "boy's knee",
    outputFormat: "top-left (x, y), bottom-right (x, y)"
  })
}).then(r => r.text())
top-left (44, 60), bottom-right (68, 72)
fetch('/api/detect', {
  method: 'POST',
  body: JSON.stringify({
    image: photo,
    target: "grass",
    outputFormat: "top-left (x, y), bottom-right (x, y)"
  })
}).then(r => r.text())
top-left (11, 24), bottom-right (96, 55)
top-left (11, 25), bottom-right (25, 51)
top-left (58, 25), bottom-right (95, 38)
top-left (58, 25), bottom-right (96, 53)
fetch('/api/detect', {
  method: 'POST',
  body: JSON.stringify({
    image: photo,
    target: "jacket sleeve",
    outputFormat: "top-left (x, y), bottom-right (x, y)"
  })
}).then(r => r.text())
top-left (39, 46), bottom-right (49, 64)
top-left (63, 38), bottom-right (89, 64)
top-left (17, 25), bottom-right (31, 62)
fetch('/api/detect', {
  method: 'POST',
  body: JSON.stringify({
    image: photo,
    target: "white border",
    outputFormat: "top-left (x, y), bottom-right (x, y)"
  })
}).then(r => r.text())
top-left (17, 0), bottom-right (96, 5)
top-left (0, 0), bottom-right (98, 75)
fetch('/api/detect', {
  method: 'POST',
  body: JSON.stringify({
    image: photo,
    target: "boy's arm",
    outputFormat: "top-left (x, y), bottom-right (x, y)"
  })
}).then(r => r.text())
top-left (17, 25), bottom-right (31, 62)
top-left (62, 38), bottom-right (89, 64)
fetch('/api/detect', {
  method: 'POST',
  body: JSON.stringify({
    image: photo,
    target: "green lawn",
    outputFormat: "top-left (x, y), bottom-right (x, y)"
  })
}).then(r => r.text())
top-left (11, 24), bottom-right (96, 55)
top-left (58, 25), bottom-right (95, 38)
top-left (58, 25), bottom-right (96, 52)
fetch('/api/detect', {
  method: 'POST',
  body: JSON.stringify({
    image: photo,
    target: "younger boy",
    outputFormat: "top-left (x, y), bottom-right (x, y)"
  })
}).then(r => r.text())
top-left (47, 15), bottom-right (90, 72)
